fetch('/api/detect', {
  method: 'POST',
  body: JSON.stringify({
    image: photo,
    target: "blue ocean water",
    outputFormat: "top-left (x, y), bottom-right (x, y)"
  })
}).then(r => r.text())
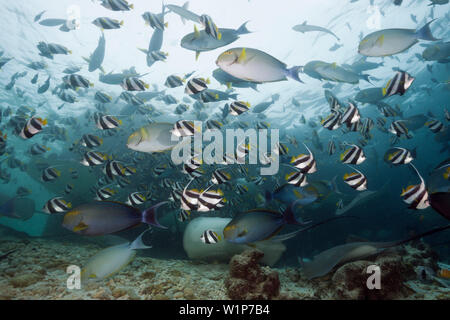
top-left (0, 0), bottom-right (449, 299)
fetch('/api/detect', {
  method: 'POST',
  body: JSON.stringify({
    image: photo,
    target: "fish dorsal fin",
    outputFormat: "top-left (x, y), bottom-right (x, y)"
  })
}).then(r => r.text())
top-left (237, 48), bottom-right (247, 64)
top-left (303, 21), bottom-right (307, 25)
top-left (195, 51), bottom-right (200, 61)
top-left (194, 25), bottom-right (200, 38)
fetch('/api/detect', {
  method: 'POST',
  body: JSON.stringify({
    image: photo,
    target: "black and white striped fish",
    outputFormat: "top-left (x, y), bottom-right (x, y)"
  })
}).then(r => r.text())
top-left (65, 184), bottom-right (73, 195)
top-left (30, 144), bottom-right (50, 155)
top-left (43, 197), bottom-right (72, 214)
top-left (389, 120), bottom-right (412, 139)
top-left (290, 144), bottom-right (317, 174)
top-left (199, 14), bottom-right (221, 40)
top-left (42, 167), bottom-right (60, 182)
top-left (183, 156), bottom-right (202, 175)
top-left (197, 188), bottom-right (224, 212)
top-left (20, 117), bottom-right (47, 139)
top-left (327, 140), bottom-right (336, 155)
top-left (181, 186), bottom-right (201, 211)
top-left (425, 119), bottom-right (444, 133)
top-left (384, 147), bottom-right (414, 165)
top-left (92, 17), bottom-right (123, 29)
top-left (185, 78), bottom-right (209, 95)
top-left (103, 160), bottom-right (125, 179)
top-left (360, 118), bottom-right (374, 136)
top-left (101, 0), bottom-right (133, 12)
top-left (340, 144), bottom-right (366, 165)
top-left (165, 75), bottom-right (184, 88)
top-left (94, 91), bottom-right (112, 103)
top-left (285, 171), bottom-right (308, 187)
top-left (200, 229), bottom-right (221, 244)
top-left (273, 142), bottom-right (289, 156)
top-left (63, 74), bottom-right (92, 89)
top-left (142, 11), bottom-right (167, 30)
top-left (343, 166), bottom-right (367, 191)
top-left (382, 71), bottom-right (415, 97)
top-left (172, 120), bottom-right (197, 137)
top-left (81, 151), bottom-right (108, 167)
top-left (81, 134), bottom-right (103, 148)
top-left (121, 77), bottom-right (149, 91)
top-left (206, 119), bottom-right (222, 130)
top-left (341, 103), bottom-right (360, 126)
top-left (381, 106), bottom-right (398, 117)
top-left (211, 169), bottom-right (231, 184)
top-left (177, 209), bottom-right (190, 222)
top-left (95, 114), bottom-right (122, 130)
top-left (95, 187), bottom-right (116, 200)
top-left (401, 164), bottom-right (429, 210)
top-left (321, 112), bottom-right (342, 130)
top-left (126, 192), bottom-right (146, 206)
top-left (230, 101), bottom-right (251, 116)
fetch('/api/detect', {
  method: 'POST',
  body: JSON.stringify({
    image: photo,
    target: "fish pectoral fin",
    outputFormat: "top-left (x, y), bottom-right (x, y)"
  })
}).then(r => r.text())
top-left (73, 222), bottom-right (88, 232)
top-left (375, 35), bottom-right (384, 47)
top-left (237, 48), bottom-right (247, 64)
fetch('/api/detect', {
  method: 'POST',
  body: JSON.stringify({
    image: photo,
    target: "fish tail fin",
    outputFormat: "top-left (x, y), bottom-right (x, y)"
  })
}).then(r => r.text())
top-left (130, 228), bottom-right (153, 250)
top-left (416, 20), bottom-right (439, 41)
top-left (283, 200), bottom-right (311, 226)
top-left (360, 73), bottom-right (372, 84)
top-left (236, 21), bottom-right (251, 35)
top-left (286, 66), bottom-right (304, 83)
top-left (142, 201), bottom-right (168, 229)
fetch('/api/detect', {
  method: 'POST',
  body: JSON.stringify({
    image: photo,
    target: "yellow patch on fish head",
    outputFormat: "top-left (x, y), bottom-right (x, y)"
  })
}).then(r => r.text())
top-left (401, 185), bottom-right (416, 196)
top-left (388, 150), bottom-right (400, 161)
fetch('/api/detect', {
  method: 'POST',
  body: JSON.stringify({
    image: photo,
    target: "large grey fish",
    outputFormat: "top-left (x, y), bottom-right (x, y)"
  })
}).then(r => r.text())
top-left (301, 224), bottom-right (450, 279)
top-left (212, 68), bottom-right (260, 91)
top-left (252, 94), bottom-right (280, 113)
top-left (140, 4), bottom-right (165, 67)
top-left (292, 21), bottom-right (340, 41)
top-left (354, 87), bottom-right (385, 104)
top-left (37, 76), bottom-right (50, 94)
top-left (127, 122), bottom-right (180, 153)
top-left (216, 47), bottom-right (303, 83)
top-left (165, 2), bottom-right (200, 24)
top-left (38, 18), bottom-right (66, 27)
top-left (181, 22), bottom-right (251, 60)
top-left (358, 20), bottom-right (439, 57)
top-left (422, 41), bottom-right (450, 63)
top-left (86, 32), bottom-right (105, 72)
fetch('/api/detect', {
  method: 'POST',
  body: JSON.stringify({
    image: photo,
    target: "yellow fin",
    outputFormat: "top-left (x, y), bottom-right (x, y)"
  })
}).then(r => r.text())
top-left (237, 48), bottom-right (246, 64)
top-left (73, 222), bottom-right (88, 232)
top-left (376, 34), bottom-right (384, 47)
top-left (194, 25), bottom-right (200, 38)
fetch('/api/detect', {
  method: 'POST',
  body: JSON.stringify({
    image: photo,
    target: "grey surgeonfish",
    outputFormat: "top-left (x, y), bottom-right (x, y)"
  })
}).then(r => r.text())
top-left (422, 41), bottom-right (450, 63)
top-left (181, 23), bottom-right (251, 60)
top-left (165, 2), bottom-right (200, 25)
top-left (127, 122), bottom-right (181, 153)
top-left (292, 21), bottom-right (340, 41)
top-left (252, 94), bottom-right (280, 113)
top-left (301, 224), bottom-right (450, 279)
top-left (84, 33), bottom-right (105, 72)
top-left (358, 20), bottom-right (439, 57)
top-left (216, 48), bottom-right (303, 83)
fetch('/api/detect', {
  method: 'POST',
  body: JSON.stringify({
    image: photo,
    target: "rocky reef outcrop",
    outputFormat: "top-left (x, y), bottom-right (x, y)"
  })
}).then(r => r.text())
top-left (225, 249), bottom-right (280, 300)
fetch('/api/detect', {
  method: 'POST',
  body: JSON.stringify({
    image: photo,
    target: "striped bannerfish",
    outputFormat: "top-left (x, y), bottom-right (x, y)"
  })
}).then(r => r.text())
top-left (230, 101), bottom-right (251, 116)
top-left (126, 192), bottom-right (146, 206)
top-left (63, 74), bottom-right (92, 89)
top-left (197, 187), bottom-right (224, 212)
top-left (200, 229), bottom-right (221, 244)
top-left (43, 197), bottom-right (72, 214)
top-left (327, 139), bottom-right (336, 155)
top-left (165, 75), bottom-right (184, 88)
top-left (141, 11), bottom-right (167, 30)
top-left (382, 71), bottom-right (415, 97)
top-left (384, 147), bottom-right (414, 165)
top-left (65, 184), bottom-right (73, 195)
top-left (199, 14), bottom-right (221, 40)
top-left (81, 134), bottom-right (103, 148)
top-left (340, 144), bottom-right (366, 165)
top-left (285, 170), bottom-right (308, 187)
top-left (183, 156), bottom-right (202, 175)
top-left (381, 105), bottom-right (398, 117)
top-left (121, 77), bottom-right (149, 91)
top-left (181, 186), bottom-right (201, 211)
top-left (92, 17), bottom-right (123, 30)
top-left (20, 117), bottom-right (47, 139)
top-left (273, 142), bottom-right (289, 156)
top-left (401, 163), bottom-right (430, 210)
top-left (341, 102), bottom-right (360, 127)
top-left (206, 119), bottom-right (222, 130)
top-left (101, 0), bottom-right (133, 12)
top-left (360, 118), bottom-right (374, 136)
top-left (290, 143), bottom-right (317, 174)
top-left (236, 184), bottom-right (249, 195)
top-left (172, 120), bottom-right (197, 137)
top-left (343, 166), bottom-right (367, 191)
top-left (185, 78), bottom-right (209, 95)
top-left (30, 144), bottom-right (50, 155)
top-left (389, 120), bottom-right (412, 139)
top-left (95, 187), bottom-right (116, 201)
top-left (41, 167), bottom-right (61, 182)
top-left (81, 151), bottom-right (108, 167)
top-left (103, 160), bottom-right (126, 179)
top-left (211, 169), bottom-right (231, 185)
top-left (177, 209), bottom-right (190, 222)
top-left (321, 112), bottom-right (342, 130)
top-left (425, 119), bottom-right (444, 133)
top-left (94, 91), bottom-right (112, 103)
top-left (95, 114), bottom-right (122, 130)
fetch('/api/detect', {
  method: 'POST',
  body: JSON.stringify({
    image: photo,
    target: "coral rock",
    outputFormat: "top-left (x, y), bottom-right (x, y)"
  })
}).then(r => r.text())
top-left (225, 250), bottom-right (280, 300)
